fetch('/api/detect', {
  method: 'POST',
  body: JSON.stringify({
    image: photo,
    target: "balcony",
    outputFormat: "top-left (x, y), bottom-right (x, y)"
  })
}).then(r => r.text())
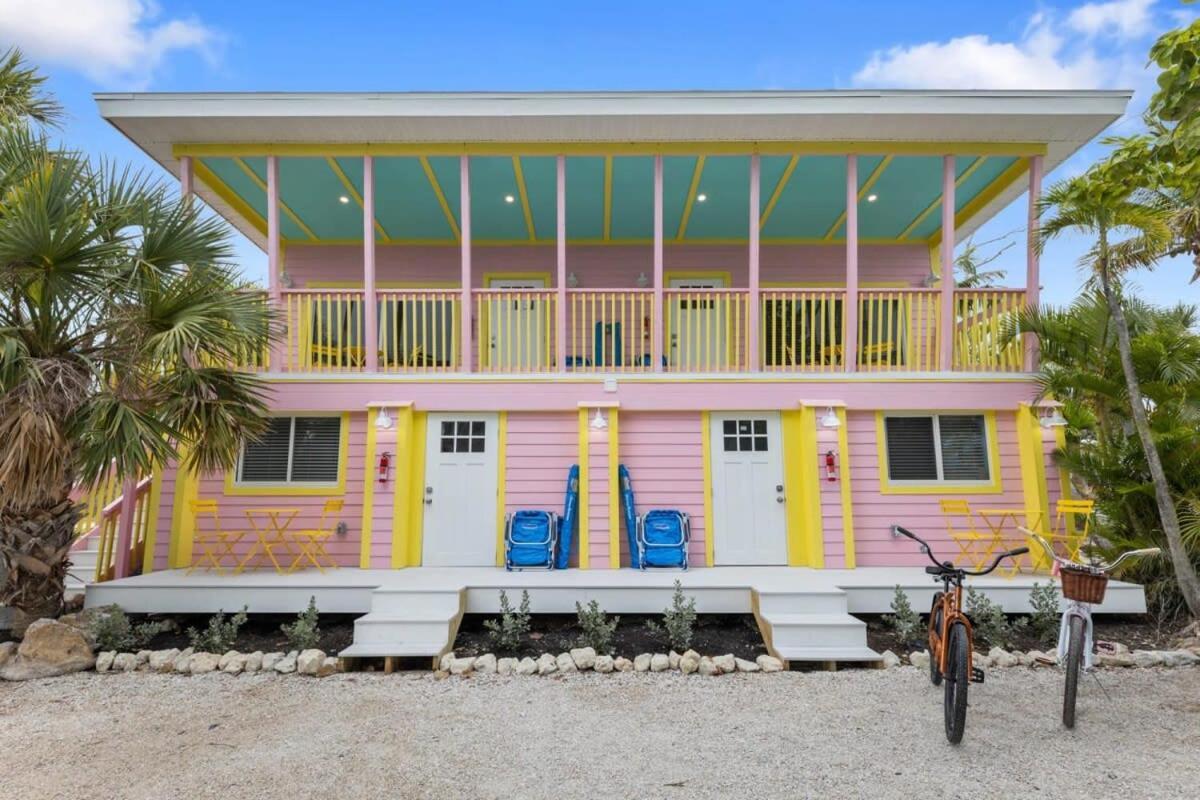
top-left (243, 286), bottom-right (1029, 376)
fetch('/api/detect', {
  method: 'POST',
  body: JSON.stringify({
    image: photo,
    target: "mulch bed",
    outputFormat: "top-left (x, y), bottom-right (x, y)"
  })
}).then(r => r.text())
top-left (452, 613), bottom-right (768, 661)
top-left (864, 613), bottom-right (1187, 657)
top-left (119, 614), bottom-right (357, 655)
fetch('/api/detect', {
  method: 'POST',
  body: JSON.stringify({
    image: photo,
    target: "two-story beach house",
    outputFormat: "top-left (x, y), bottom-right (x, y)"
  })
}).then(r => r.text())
top-left (81, 90), bottom-right (1147, 664)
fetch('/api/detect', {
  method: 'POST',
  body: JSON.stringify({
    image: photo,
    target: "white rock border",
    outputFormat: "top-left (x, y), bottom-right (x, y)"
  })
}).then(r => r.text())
top-left (884, 644), bottom-right (1200, 670)
top-left (434, 648), bottom-right (784, 676)
top-left (94, 647), bottom-right (341, 677)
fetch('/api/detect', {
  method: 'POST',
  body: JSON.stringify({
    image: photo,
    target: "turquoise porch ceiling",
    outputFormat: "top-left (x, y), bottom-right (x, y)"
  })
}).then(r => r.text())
top-left (197, 152), bottom-right (1026, 245)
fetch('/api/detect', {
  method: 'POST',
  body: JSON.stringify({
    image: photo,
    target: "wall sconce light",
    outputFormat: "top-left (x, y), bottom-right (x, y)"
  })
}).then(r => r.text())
top-left (279, 270), bottom-right (294, 289)
top-left (635, 272), bottom-right (649, 288)
top-left (1040, 408), bottom-right (1068, 428)
top-left (375, 407), bottom-right (393, 430)
top-left (590, 408), bottom-right (607, 431)
top-left (568, 272), bottom-right (580, 288)
top-left (820, 407), bottom-right (841, 429)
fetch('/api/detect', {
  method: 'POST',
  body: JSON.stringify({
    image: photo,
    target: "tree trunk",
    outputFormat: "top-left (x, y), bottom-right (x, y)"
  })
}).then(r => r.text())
top-left (1098, 264), bottom-right (1200, 618)
top-left (0, 497), bottom-right (80, 637)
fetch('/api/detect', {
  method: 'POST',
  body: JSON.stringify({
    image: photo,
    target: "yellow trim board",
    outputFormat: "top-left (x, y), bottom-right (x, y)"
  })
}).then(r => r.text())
top-left (224, 412), bottom-right (351, 496)
top-left (663, 270), bottom-right (734, 287)
top-left (177, 141), bottom-right (1049, 158)
top-left (700, 411), bottom-right (715, 567)
top-left (835, 407), bottom-right (856, 569)
top-left (419, 156), bottom-right (461, 241)
top-left (495, 411), bottom-right (508, 567)
top-left (784, 407), bottom-right (825, 567)
top-left (511, 157), bottom-right (537, 241)
top-left (608, 409), bottom-right (620, 569)
top-left (482, 271), bottom-right (554, 287)
top-left (280, 236), bottom-right (923, 247)
top-left (359, 408), bottom-right (380, 569)
top-left (193, 159), bottom-right (267, 237)
top-left (404, 411), bottom-right (428, 567)
top-left (898, 156), bottom-right (985, 241)
top-left (928, 157), bottom-right (1030, 249)
top-left (759, 155), bottom-right (800, 230)
top-left (1016, 403), bottom-right (1050, 523)
top-left (577, 407), bottom-right (591, 569)
top-left (326, 156), bottom-right (390, 241)
top-left (874, 410), bottom-right (1003, 495)
top-left (1053, 425), bottom-right (1073, 502)
top-left (602, 155), bottom-right (613, 241)
top-left (823, 155), bottom-right (893, 240)
top-left (232, 157), bottom-right (319, 242)
top-left (167, 453), bottom-right (200, 569)
top-left (676, 155), bottom-right (707, 239)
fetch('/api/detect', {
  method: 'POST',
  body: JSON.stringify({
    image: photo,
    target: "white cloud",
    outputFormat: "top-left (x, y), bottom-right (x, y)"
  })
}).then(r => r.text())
top-left (0, 0), bottom-right (218, 86)
top-left (1067, 0), bottom-right (1157, 40)
top-left (852, 2), bottom-right (1160, 90)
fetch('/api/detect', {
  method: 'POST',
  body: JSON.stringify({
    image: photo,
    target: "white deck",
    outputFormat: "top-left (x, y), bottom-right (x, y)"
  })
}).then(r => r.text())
top-left (85, 567), bottom-right (1147, 665)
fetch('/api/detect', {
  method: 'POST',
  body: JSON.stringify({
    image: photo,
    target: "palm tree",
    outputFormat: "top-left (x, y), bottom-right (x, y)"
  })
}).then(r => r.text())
top-left (0, 57), bottom-right (273, 633)
top-left (0, 48), bottom-right (62, 127)
top-left (954, 234), bottom-right (1012, 288)
top-left (1038, 175), bottom-right (1200, 618)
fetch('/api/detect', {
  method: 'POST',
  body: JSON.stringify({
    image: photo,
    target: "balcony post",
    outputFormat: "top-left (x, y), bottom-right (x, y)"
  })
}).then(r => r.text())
top-left (266, 155), bottom-right (284, 370)
top-left (652, 155), bottom-right (664, 372)
top-left (556, 155), bottom-right (567, 372)
top-left (747, 154), bottom-right (761, 371)
top-left (113, 477), bottom-right (137, 579)
top-left (844, 154), bottom-right (859, 372)
top-left (179, 155), bottom-right (193, 203)
top-left (460, 155), bottom-right (473, 372)
top-left (363, 156), bottom-right (378, 372)
top-left (938, 155), bottom-right (956, 371)
top-left (1024, 155), bottom-right (1043, 372)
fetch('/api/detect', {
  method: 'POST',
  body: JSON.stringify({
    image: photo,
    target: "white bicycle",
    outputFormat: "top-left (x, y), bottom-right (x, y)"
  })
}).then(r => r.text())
top-left (1021, 528), bottom-right (1160, 729)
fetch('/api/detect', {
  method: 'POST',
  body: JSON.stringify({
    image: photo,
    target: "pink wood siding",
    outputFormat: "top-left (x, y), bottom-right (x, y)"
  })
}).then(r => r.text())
top-left (845, 409), bottom-right (1025, 567)
top-left (815, 424), bottom-right (849, 568)
top-left (184, 413), bottom-right (368, 568)
top-left (619, 412), bottom-right (707, 567)
top-left (503, 412), bottom-right (578, 564)
top-left (284, 243), bottom-right (930, 288)
top-left (587, 420), bottom-right (612, 568)
top-left (370, 424), bottom-right (399, 568)
top-left (150, 462), bottom-right (180, 571)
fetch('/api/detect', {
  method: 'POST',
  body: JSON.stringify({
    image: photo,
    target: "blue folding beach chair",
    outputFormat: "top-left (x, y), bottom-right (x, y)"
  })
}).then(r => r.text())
top-left (618, 464), bottom-right (689, 570)
top-left (504, 510), bottom-right (557, 571)
top-left (554, 465), bottom-right (580, 570)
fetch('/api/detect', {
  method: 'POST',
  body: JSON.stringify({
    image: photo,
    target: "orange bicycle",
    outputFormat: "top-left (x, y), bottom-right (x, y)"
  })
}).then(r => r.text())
top-left (892, 524), bottom-right (1028, 744)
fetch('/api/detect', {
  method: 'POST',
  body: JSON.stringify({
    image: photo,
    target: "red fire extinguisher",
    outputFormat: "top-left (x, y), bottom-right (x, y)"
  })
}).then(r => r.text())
top-left (825, 450), bottom-right (838, 483)
top-left (378, 452), bottom-right (392, 484)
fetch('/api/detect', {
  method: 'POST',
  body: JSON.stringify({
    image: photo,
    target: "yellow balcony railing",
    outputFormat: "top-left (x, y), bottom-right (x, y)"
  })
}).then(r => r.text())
top-left (379, 289), bottom-right (462, 372)
top-left (567, 289), bottom-right (655, 372)
top-left (760, 289), bottom-right (846, 371)
top-left (857, 289), bottom-right (941, 372)
top-left (475, 289), bottom-right (558, 373)
top-left (664, 288), bottom-right (750, 372)
top-left (953, 289), bottom-right (1026, 372)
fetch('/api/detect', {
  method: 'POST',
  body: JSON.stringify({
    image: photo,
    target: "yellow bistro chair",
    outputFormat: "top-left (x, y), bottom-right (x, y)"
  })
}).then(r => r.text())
top-left (939, 499), bottom-right (993, 570)
top-left (289, 499), bottom-right (343, 573)
top-left (1050, 499), bottom-right (1095, 562)
top-left (188, 500), bottom-right (246, 574)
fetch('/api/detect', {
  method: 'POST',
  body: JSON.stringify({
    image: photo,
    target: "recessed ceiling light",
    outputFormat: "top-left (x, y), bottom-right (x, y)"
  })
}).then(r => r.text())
top-left (696, 193), bottom-right (708, 202)
top-left (338, 195), bottom-right (350, 204)
top-left (504, 194), bottom-right (515, 204)
top-left (866, 194), bottom-right (878, 203)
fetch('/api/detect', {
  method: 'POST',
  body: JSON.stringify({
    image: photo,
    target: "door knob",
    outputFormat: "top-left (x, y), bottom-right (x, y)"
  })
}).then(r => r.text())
top-left (775, 484), bottom-right (784, 492)
top-left (776, 496), bottom-right (785, 503)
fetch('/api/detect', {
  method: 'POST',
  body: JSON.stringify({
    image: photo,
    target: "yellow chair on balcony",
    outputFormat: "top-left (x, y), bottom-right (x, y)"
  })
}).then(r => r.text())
top-left (1048, 499), bottom-right (1095, 562)
top-left (939, 499), bottom-right (993, 570)
top-left (188, 500), bottom-right (246, 574)
top-left (288, 499), bottom-right (343, 573)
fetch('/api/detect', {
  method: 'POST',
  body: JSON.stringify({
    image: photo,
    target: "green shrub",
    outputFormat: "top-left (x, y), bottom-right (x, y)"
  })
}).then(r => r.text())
top-left (1028, 582), bottom-right (1062, 647)
top-left (89, 607), bottom-right (174, 652)
top-left (483, 590), bottom-right (531, 652)
top-left (646, 580), bottom-right (697, 652)
top-left (280, 597), bottom-right (321, 651)
top-left (966, 587), bottom-right (1027, 650)
top-left (575, 600), bottom-right (619, 654)
top-left (187, 607), bottom-right (248, 653)
top-left (883, 585), bottom-right (923, 645)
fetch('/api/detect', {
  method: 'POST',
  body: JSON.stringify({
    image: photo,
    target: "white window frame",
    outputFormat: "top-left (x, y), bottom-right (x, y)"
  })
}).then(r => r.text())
top-left (235, 415), bottom-right (343, 488)
top-left (882, 412), bottom-right (993, 488)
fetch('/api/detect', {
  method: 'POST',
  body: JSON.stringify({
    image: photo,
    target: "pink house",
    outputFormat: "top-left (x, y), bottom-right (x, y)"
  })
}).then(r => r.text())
top-left (83, 90), bottom-right (1147, 664)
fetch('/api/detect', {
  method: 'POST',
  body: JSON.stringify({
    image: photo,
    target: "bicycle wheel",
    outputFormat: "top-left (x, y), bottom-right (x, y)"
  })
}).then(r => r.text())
top-left (929, 593), bottom-right (944, 686)
top-left (943, 621), bottom-right (970, 744)
top-left (1063, 615), bottom-right (1084, 729)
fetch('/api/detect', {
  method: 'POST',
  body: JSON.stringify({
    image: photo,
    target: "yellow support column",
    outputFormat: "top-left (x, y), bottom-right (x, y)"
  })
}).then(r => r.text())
top-left (389, 405), bottom-right (417, 568)
top-left (167, 457), bottom-right (199, 569)
top-left (835, 407), bottom-right (856, 569)
top-left (1016, 403), bottom-right (1051, 569)
top-left (495, 412), bottom-right (508, 567)
top-left (577, 407), bottom-right (590, 569)
top-left (360, 409), bottom-right (380, 570)
top-left (783, 407), bottom-right (825, 567)
top-left (700, 411), bottom-right (715, 567)
top-left (608, 409), bottom-right (620, 569)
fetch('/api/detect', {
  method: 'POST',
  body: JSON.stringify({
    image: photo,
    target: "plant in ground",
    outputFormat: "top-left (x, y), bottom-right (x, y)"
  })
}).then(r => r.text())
top-left (883, 585), bottom-right (923, 646)
top-left (0, 52), bottom-right (273, 635)
top-left (280, 596), bottom-right (321, 651)
top-left (483, 590), bottom-right (531, 652)
top-left (575, 599), bottom-right (619, 654)
top-left (1028, 582), bottom-right (1062, 648)
top-left (187, 607), bottom-right (249, 653)
top-left (966, 587), bottom-right (1028, 651)
top-left (88, 607), bottom-right (174, 652)
top-left (645, 580), bottom-right (697, 652)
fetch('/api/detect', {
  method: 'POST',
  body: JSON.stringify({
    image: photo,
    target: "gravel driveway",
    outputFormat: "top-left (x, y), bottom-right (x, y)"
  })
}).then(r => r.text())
top-left (1, 667), bottom-right (1197, 799)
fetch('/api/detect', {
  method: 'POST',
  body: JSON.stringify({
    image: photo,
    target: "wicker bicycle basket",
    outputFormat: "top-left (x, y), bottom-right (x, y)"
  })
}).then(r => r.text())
top-left (1060, 565), bottom-right (1109, 604)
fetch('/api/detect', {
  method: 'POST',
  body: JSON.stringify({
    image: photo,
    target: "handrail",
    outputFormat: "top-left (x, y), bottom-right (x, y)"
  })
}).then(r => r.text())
top-left (92, 475), bottom-right (154, 583)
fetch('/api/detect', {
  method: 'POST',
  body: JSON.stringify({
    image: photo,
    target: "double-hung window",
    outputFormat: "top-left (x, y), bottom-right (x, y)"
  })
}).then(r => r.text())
top-left (237, 416), bottom-right (342, 486)
top-left (882, 413), bottom-right (991, 486)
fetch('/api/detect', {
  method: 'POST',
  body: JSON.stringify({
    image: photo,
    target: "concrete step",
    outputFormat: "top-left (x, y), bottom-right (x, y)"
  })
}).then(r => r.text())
top-left (350, 613), bottom-right (458, 647)
top-left (762, 613), bottom-right (873, 654)
top-left (340, 641), bottom-right (447, 659)
top-left (367, 588), bottom-right (464, 616)
top-left (755, 588), bottom-right (848, 616)
top-left (773, 645), bottom-right (882, 662)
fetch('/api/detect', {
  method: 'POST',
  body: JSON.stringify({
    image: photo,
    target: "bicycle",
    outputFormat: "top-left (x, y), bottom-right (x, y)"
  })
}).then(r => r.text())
top-left (891, 524), bottom-right (1029, 744)
top-left (1020, 528), bottom-right (1160, 729)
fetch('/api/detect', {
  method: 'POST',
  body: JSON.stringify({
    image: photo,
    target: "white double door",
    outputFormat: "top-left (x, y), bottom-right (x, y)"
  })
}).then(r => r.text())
top-left (421, 413), bottom-right (499, 566)
top-left (709, 412), bottom-right (788, 565)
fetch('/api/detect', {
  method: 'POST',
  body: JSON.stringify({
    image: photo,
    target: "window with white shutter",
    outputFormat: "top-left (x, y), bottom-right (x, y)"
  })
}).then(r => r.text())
top-left (883, 413), bottom-right (991, 485)
top-left (237, 416), bottom-right (342, 486)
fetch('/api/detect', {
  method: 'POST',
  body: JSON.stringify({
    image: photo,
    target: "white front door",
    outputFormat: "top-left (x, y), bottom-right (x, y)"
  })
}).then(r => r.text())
top-left (669, 277), bottom-right (727, 371)
top-left (487, 277), bottom-right (547, 371)
top-left (422, 413), bottom-right (500, 566)
top-left (709, 412), bottom-right (788, 565)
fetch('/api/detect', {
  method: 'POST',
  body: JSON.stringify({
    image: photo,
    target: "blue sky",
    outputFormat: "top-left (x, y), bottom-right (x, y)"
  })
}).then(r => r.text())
top-left (1, 0), bottom-right (1197, 306)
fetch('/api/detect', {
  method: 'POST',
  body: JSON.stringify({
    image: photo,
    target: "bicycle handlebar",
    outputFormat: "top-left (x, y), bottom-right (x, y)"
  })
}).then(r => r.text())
top-left (891, 524), bottom-right (1028, 577)
top-left (1018, 526), bottom-right (1161, 573)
